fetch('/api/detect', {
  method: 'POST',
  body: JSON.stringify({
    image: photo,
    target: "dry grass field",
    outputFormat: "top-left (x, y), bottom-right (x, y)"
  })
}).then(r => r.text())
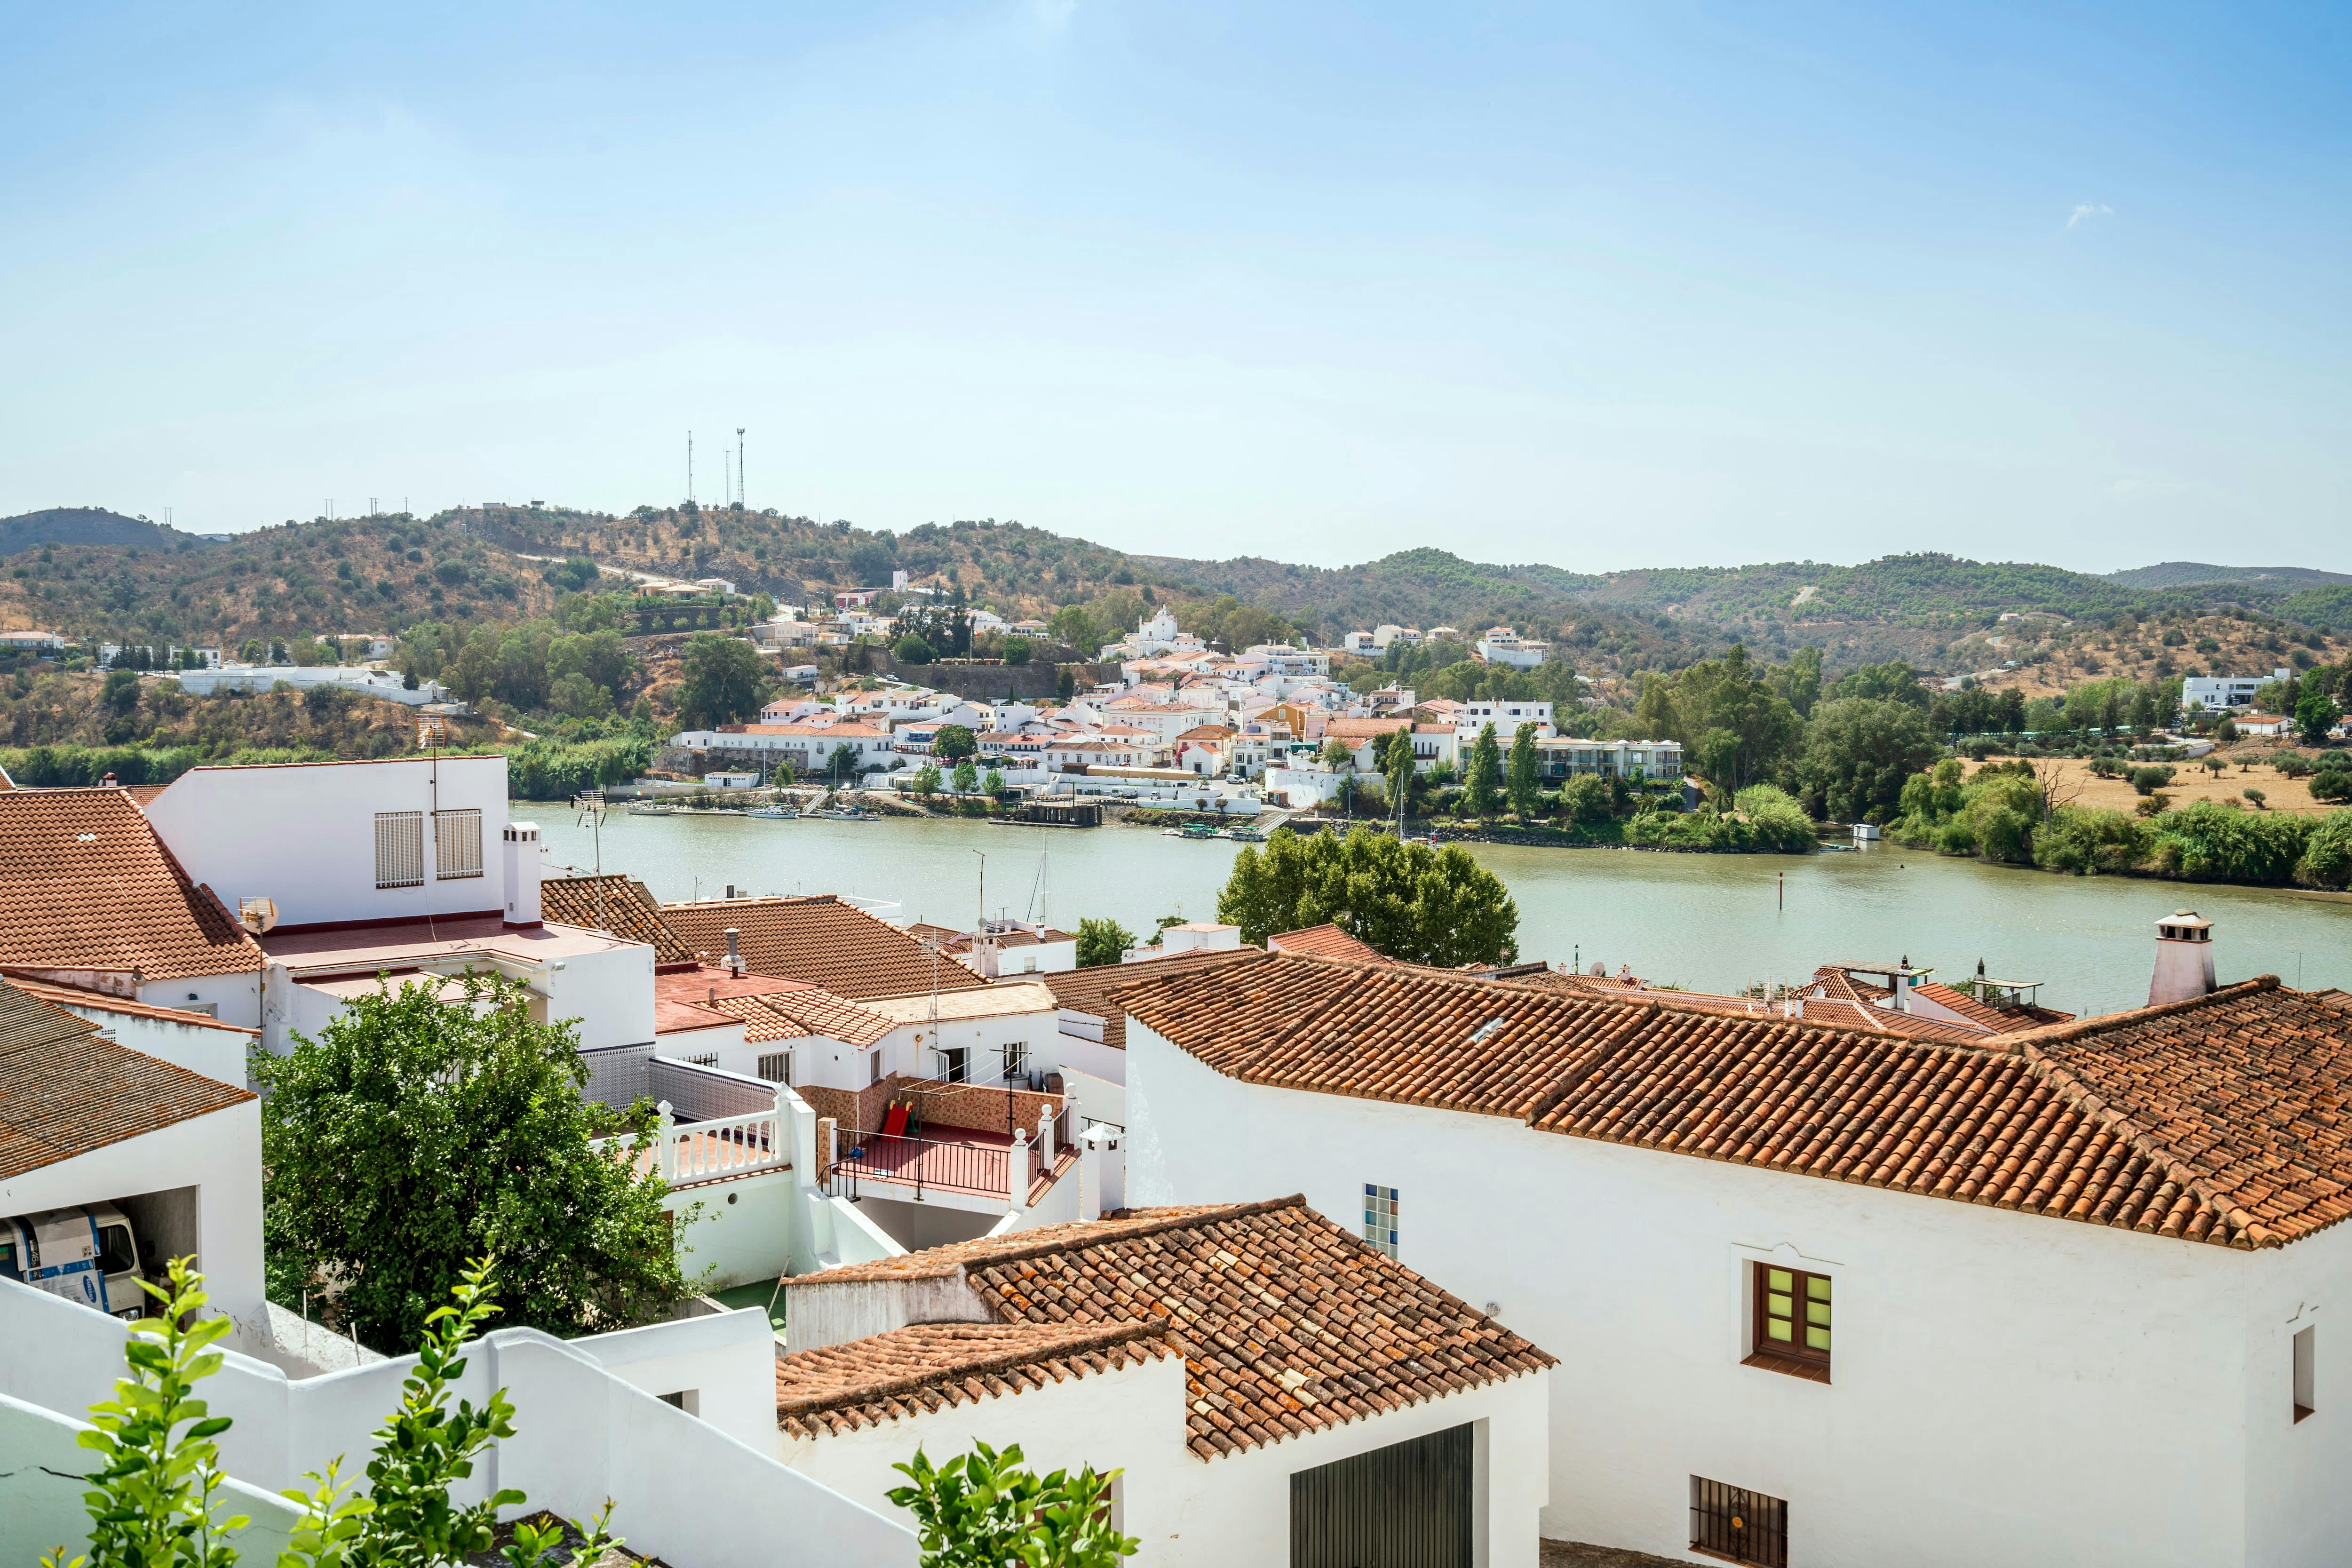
top-left (1965, 746), bottom-right (2343, 817)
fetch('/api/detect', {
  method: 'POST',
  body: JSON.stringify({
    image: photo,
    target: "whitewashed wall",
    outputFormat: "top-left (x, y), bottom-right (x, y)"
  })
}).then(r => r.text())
top-left (146, 756), bottom-right (514, 928)
top-left (1126, 1019), bottom-right (2352, 1568)
top-left (65, 1001), bottom-right (254, 1086)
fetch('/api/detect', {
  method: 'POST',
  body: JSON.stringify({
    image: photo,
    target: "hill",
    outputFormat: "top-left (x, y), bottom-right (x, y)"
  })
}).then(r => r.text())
top-left (0, 507), bottom-right (210, 556)
top-left (2105, 562), bottom-right (2352, 591)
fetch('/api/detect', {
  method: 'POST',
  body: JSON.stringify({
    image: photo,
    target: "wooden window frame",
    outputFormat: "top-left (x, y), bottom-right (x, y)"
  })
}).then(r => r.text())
top-left (1745, 1262), bottom-right (1832, 1384)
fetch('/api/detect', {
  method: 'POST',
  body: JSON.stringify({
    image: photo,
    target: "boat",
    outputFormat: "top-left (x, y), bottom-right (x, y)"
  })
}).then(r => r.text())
top-left (1179, 822), bottom-right (1219, 840)
top-left (821, 808), bottom-right (876, 821)
top-left (745, 805), bottom-right (796, 820)
top-left (1223, 826), bottom-right (1265, 842)
top-left (626, 802), bottom-right (679, 816)
top-left (1160, 827), bottom-right (1184, 837)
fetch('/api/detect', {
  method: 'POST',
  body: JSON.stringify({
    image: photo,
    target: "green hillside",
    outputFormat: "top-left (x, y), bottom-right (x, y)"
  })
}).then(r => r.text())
top-left (2106, 561), bottom-right (2352, 590)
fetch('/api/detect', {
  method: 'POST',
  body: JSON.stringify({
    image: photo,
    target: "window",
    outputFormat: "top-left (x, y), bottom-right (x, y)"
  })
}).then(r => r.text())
top-left (2295, 1325), bottom-right (2315, 1423)
top-left (1001, 1040), bottom-right (1027, 1081)
top-left (1748, 1264), bottom-right (1831, 1381)
top-left (374, 811), bottom-right (424, 888)
top-left (1691, 1477), bottom-right (1786, 1568)
top-left (757, 1051), bottom-right (794, 1086)
top-left (682, 1052), bottom-right (719, 1068)
top-left (1363, 1184), bottom-right (1398, 1259)
top-left (434, 808), bottom-right (483, 880)
top-left (869, 1050), bottom-right (884, 1086)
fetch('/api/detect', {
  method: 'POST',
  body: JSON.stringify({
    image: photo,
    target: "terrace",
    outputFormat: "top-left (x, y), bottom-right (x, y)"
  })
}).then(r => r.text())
top-left (822, 1078), bottom-right (1079, 1216)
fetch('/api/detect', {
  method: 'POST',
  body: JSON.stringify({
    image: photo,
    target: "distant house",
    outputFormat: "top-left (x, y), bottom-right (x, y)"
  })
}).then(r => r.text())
top-left (2234, 712), bottom-right (2292, 738)
top-left (1474, 626), bottom-right (1550, 670)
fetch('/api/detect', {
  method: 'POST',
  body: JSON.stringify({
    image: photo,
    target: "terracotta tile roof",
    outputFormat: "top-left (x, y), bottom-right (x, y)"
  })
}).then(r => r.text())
top-left (1037, 947), bottom-right (1262, 1050)
top-left (790, 1197), bottom-right (1553, 1458)
top-left (8, 978), bottom-right (257, 1036)
top-left (775, 1321), bottom-right (1174, 1439)
top-left (1267, 924), bottom-right (1388, 964)
top-left (0, 981), bottom-right (253, 1179)
top-left (540, 875), bottom-right (693, 964)
top-left (1120, 953), bottom-right (2352, 1250)
top-left (708, 986), bottom-right (894, 1048)
top-left (1910, 979), bottom-right (2075, 1033)
top-left (659, 895), bottom-right (994, 1001)
top-left (0, 788), bottom-right (262, 981)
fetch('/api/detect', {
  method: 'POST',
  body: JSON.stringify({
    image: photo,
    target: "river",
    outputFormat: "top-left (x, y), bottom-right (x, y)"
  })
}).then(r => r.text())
top-left (524, 806), bottom-right (2352, 1019)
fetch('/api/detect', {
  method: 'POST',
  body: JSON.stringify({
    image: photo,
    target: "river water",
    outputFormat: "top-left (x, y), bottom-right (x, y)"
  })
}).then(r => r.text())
top-left (524, 807), bottom-right (2352, 1020)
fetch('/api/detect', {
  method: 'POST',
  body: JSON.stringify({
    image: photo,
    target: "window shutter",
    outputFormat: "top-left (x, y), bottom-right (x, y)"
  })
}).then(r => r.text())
top-left (374, 812), bottom-right (424, 888)
top-left (434, 809), bottom-right (484, 880)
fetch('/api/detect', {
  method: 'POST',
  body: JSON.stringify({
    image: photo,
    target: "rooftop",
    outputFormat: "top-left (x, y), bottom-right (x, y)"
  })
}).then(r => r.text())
top-left (1120, 952), bottom-right (2352, 1250)
top-left (1267, 924), bottom-right (1388, 964)
top-left (790, 1196), bottom-right (1552, 1458)
top-left (660, 896), bottom-right (995, 1002)
top-left (653, 966), bottom-right (894, 1047)
top-left (261, 915), bottom-right (641, 978)
top-left (540, 875), bottom-right (695, 964)
top-left (858, 981), bottom-right (1059, 1027)
top-left (0, 981), bottom-right (253, 1179)
top-left (1037, 947), bottom-right (1261, 1049)
top-left (776, 1321), bottom-right (1173, 1441)
top-left (0, 787), bottom-right (262, 981)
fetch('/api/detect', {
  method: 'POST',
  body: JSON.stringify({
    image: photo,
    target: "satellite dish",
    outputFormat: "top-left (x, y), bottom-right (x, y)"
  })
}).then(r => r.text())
top-left (238, 898), bottom-right (278, 935)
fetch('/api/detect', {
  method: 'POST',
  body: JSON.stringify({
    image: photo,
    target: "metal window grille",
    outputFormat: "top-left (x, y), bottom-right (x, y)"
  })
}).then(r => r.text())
top-left (682, 1052), bottom-right (719, 1068)
top-left (1363, 1184), bottom-right (1398, 1259)
top-left (1690, 1477), bottom-right (1787, 1568)
top-left (374, 812), bottom-right (425, 888)
top-left (757, 1051), bottom-right (794, 1086)
top-left (434, 808), bottom-right (484, 880)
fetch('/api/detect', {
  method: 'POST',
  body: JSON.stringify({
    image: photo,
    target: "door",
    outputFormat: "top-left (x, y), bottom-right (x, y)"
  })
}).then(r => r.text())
top-left (941, 1047), bottom-right (968, 1083)
top-left (1289, 1422), bottom-right (1472, 1568)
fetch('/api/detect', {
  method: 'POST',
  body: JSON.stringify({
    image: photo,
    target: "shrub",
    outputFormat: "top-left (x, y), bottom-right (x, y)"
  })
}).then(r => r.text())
top-left (2295, 812), bottom-right (2352, 889)
top-left (2033, 807), bottom-right (2149, 876)
top-left (894, 634), bottom-right (935, 665)
top-left (2129, 764), bottom-right (2176, 796)
top-left (2311, 768), bottom-right (2352, 803)
top-left (2148, 799), bottom-right (2312, 884)
top-left (2273, 752), bottom-right (2316, 778)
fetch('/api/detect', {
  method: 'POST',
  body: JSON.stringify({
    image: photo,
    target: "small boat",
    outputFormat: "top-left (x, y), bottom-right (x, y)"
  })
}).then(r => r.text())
top-left (626, 802), bottom-right (678, 816)
top-left (822, 808), bottom-right (876, 821)
top-left (1179, 822), bottom-right (1219, 840)
top-left (1223, 826), bottom-right (1265, 842)
top-left (1160, 827), bottom-right (1184, 837)
top-left (745, 805), bottom-right (796, 820)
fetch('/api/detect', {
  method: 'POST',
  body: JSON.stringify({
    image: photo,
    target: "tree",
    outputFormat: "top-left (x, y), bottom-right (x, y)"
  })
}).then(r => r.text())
top-left (1463, 723), bottom-right (1503, 818)
top-left (1318, 738), bottom-right (1354, 772)
top-left (675, 632), bottom-right (770, 728)
top-left (911, 764), bottom-right (942, 798)
top-left (894, 633), bottom-right (936, 665)
top-left (1074, 917), bottom-right (1134, 968)
top-left (254, 973), bottom-right (693, 1351)
top-left (1793, 698), bottom-right (1939, 824)
top-left (2298, 688), bottom-right (2342, 746)
top-left (1001, 637), bottom-right (1032, 665)
top-left (1505, 722), bottom-right (1543, 819)
top-left (1378, 728), bottom-right (1417, 820)
top-left (1634, 645), bottom-right (1802, 793)
top-left (982, 767), bottom-right (1006, 799)
top-left (951, 757), bottom-right (979, 794)
top-left (887, 1442), bottom-right (1135, 1568)
top-left (1216, 826), bottom-right (1518, 966)
top-left (1768, 645), bottom-right (1823, 718)
top-left (933, 724), bottom-right (978, 761)
top-left (1056, 667), bottom-right (1076, 702)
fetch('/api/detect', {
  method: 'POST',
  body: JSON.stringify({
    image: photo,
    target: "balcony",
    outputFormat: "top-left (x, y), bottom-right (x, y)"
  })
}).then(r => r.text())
top-left (821, 1080), bottom-right (1077, 1216)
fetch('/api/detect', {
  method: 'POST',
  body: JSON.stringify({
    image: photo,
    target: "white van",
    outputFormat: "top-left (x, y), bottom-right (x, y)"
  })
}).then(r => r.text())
top-left (0, 1203), bottom-right (149, 1320)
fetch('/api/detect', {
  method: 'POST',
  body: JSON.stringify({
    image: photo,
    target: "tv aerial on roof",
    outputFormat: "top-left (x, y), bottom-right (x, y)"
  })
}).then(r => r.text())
top-left (238, 897), bottom-right (278, 935)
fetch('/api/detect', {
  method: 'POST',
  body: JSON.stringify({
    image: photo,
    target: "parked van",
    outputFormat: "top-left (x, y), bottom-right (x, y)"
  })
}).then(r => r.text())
top-left (0, 1203), bottom-right (149, 1320)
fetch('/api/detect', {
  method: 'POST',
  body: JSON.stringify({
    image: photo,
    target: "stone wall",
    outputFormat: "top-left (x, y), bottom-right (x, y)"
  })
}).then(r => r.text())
top-left (799, 1074), bottom-right (905, 1141)
top-left (898, 1080), bottom-right (1065, 1140)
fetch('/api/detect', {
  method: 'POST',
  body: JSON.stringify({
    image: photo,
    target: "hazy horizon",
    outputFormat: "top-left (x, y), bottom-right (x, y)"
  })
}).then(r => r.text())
top-left (5, 3), bottom-right (2345, 574)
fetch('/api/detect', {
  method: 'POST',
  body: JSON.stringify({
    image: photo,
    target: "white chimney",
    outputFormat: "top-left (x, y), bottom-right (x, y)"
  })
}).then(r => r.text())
top-left (2148, 909), bottom-right (2215, 1005)
top-left (502, 823), bottom-right (542, 926)
top-left (1891, 957), bottom-right (1915, 1013)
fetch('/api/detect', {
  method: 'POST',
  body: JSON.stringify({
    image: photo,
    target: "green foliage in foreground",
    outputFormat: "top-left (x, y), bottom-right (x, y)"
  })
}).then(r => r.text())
top-left (1892, 758), bottom-right (2352, 888)
top-left (1622, 785), bottom-right (1818, 854)
top-left (887, 1441), bottom-right (1136, 1568)
top-left (506, 731), bottom-right (653, 798)
top-left (0, 743), bottom-right (348, 787)
top-left (1217, 825), bottom-right (1518, 965)
top-left (256, 973), bottom-right (693, 1351)
top-left (47, 1258), bottom-right (617, 1568)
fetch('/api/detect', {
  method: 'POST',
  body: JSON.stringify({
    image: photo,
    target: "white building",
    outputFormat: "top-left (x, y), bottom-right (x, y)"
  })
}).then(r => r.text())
top-left (672, 723), bottom-right (898, 773)
top-left (1454, 699), bottom-right (1557, 738)
top-left (778, 1198), bottom-right (1553, 1567)
top-left (172, 663), bottom-right (448, 705)
top-left (1531, 736), bottom-right (1685, 781)
top-left (1474, 627), bottom-right (1551, 670)
top-left (1121, 943), bottom-right (2352, 1568)
top-left (2183, 670), bottom-right (2292, 712)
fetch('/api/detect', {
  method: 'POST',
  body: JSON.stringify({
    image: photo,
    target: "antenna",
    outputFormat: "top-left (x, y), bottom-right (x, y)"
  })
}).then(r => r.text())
top-left (687, 431), bottom-right (694, 504)
top-left (737, 427), bottom-right (746, 507)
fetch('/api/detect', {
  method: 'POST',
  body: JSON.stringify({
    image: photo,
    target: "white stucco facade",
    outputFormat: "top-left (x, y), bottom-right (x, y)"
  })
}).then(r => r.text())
top-left (1125, 1020), bottom-right (2352, 1568)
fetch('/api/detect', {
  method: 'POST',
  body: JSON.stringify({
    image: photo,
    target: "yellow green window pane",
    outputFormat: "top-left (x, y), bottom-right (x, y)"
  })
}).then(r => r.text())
top-left (1805, 1327), bottom-right (1831, 1350)
top-left (1766, 1294), bottom-right (1792, 1318)
top-left (1807, 1277), bottom-right (1832, 1301)
top-left (1766, 1319), bottom-right (1793, 1341)
top-left (1807, 1302), bottom-right (1831, 1326)
top-left (1767, 1269), bottom-right (1793, 1292)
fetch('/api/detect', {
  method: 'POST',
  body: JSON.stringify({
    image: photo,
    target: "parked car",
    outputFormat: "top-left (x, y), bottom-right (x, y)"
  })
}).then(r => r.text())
top-left (0, 1202), bottom-right (149, 1320)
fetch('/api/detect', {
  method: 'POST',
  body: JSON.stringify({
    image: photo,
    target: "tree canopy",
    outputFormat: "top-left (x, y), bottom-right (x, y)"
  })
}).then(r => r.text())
top-left (1633, 645), bottom-right (1803, 793)
top-left (1074, 916), bottom-right (1134, 968)
top-left (1216, 826), bottom-right (1518, 966)
top-left (1794, 697), bottom-right (1942, 824)
top-left (674, 631), bottom-right (771, 728)
top-left (255, 972), bottom-right (692, 1349)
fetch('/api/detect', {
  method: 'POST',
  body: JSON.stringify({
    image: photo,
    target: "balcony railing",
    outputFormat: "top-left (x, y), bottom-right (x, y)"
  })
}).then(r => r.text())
top-left (591, 1097), bottom-right (789, 1185)
top-left (825, 1131), bottom-right (1009, 1202)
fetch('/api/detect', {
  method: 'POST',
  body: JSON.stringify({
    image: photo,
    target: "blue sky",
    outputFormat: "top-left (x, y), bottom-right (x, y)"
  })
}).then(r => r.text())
top-left (2, 2), bottom-right (2344, 572)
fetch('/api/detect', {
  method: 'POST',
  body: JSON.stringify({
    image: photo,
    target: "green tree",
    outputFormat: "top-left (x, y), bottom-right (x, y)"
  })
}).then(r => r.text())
top-left (933, 724), bottom-right (978, 761)
top-left (911, 764), bottom-right (942, 798)
top-left (982, 767), bottom-right (1006, 799)
top-left (675, 632), bottom-right (770, 728)
top-left (1318, 738), bottom-right (1354, 772)
top-left (887, 1442), bottom-right (1135, 1568)
top-left (2298, 688), bottom-right (2342, 747)
top-left (951, 757), bottom-right (979, 794)
top-left (1001, 637), bottom-right (1032, 666)
top-left (1506, 722), bottom-right (1542, 820)
top-left (1463, 723), bottom-right (1503, 818)
top-left (1074, 916), bottom-right (1134, 968)
top-left (1794, 697), bottom-right (1939, 824)
top-left (255, 973), bottom-right (692, 1350)
top-left (894, 633), bottom-right (936, 665)
top-left (1378, 728), bottom-right (1417, 819)
top-left (1634, 645), bottom-right (1802, 793)
top-left (1768, 646), bottom-right (1823, 718)
top-left (1216, 826), bottom-right (1518, 965)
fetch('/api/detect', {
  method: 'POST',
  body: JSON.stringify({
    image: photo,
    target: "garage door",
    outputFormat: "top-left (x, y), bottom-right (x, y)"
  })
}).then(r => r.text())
top-left (1289, 1422), bottom-right (1473, 1568)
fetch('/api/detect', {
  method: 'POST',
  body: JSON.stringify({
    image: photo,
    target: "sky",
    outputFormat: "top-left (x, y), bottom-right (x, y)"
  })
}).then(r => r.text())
top-left (2, 2), bottom-right (2345, 573)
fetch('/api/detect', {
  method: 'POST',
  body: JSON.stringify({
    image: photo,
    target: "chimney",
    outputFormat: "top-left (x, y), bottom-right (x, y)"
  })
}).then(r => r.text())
top-left (2148, 909), bottom-right (2216, 1005)
top-left (501, 822), bottom-right (542, 926)
top-left (723, 927), bottom-right (745, 977)
top-left (1891, 956), bottom-right (1915, 1013)
top-left (101, 772), bottom-right (119, 788)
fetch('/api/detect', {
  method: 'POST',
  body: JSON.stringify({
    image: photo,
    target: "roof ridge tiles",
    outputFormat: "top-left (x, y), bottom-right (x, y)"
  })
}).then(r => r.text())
top-left (2010, 975), bottom-right (2280, 1052)
top-left (774, 1320), bottom-right (1168, 1419)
